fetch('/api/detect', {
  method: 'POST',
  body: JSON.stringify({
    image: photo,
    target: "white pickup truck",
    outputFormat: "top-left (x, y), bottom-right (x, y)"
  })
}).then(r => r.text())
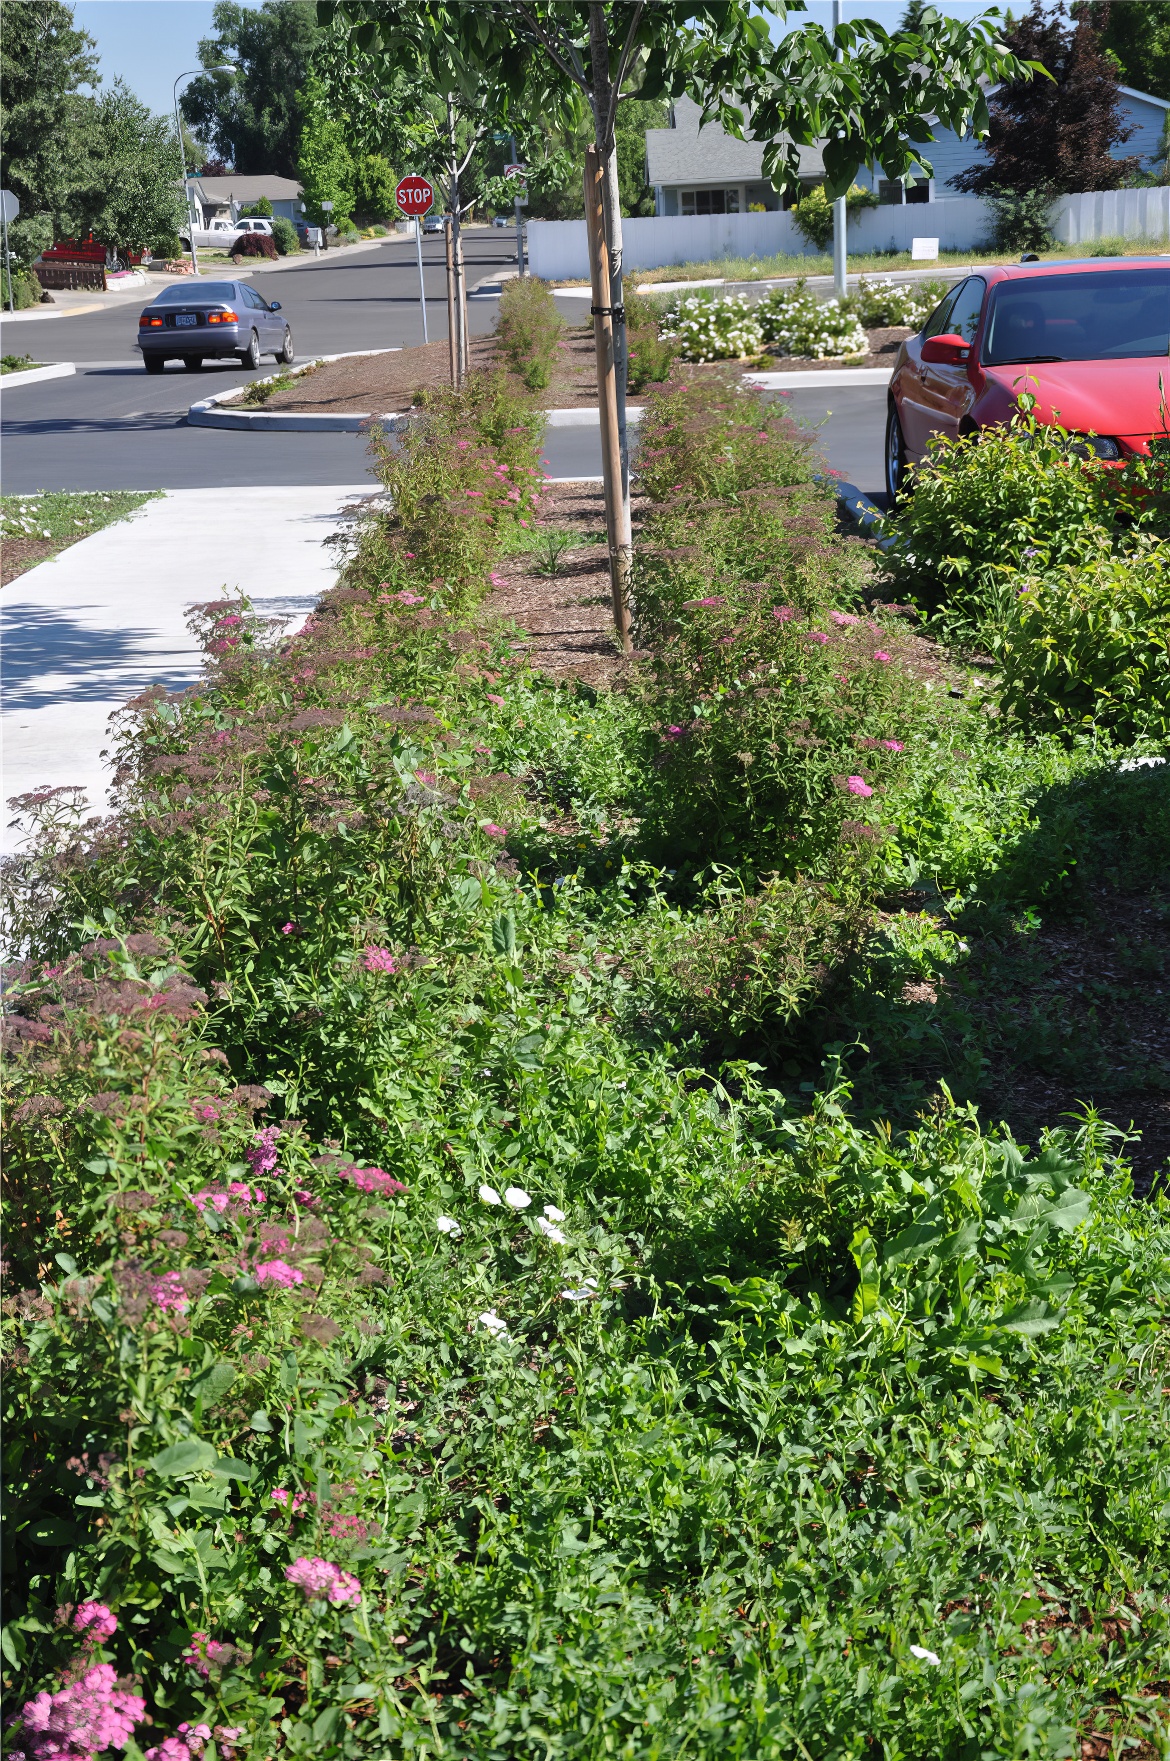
top-left (178, 218), bottom-right (275, 251)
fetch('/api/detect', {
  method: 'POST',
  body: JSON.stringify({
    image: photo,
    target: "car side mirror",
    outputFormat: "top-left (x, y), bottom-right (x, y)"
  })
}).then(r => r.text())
top-left (269, 300), bottom-right (281, 311)
top-left (921, 332), bottom-right (971, 366)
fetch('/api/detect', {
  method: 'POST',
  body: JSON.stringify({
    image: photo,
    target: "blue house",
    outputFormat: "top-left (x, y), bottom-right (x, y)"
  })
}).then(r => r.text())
top-left (873, 84), bottom-right (1169, 202)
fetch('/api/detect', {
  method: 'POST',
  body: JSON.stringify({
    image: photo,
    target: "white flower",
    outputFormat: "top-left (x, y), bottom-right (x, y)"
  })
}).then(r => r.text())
top-left (503, 1186), bottom-right (531, 1209)
top-left (478, 1184), bottom-right (502, 1206)
top-left (436, 1215), bottom-right (461, 1236)
top-left (537, 1217), bottom-right (567, 1244)
top-left (560, 1278), bottom-right (599, 1302)
top-left (477, 1309), bottom-right (507, 1335)
top-left (1119, 755), bottom-right (1166, 772)
top-left (543, 1204), bottom-right (565, 1222)
top-left (909, 1646), bottom-right (940, 1665)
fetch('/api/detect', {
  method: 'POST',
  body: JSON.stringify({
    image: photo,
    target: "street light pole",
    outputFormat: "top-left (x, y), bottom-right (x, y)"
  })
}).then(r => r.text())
top-left (173, 66), bottom-right (233, 277)
top-left (832, 0), bottom-right (847, 303)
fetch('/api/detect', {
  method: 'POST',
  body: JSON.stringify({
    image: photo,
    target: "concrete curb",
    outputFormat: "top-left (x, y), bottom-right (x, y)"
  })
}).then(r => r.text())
top-left (0, 361), bottom-right (77, 388)
top-left (187, 349), bottom-right (400, 430)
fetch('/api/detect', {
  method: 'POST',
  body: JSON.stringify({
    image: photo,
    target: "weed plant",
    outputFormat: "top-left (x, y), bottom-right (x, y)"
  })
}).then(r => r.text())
top-left (3, 349), bottom-right (1170, 1760)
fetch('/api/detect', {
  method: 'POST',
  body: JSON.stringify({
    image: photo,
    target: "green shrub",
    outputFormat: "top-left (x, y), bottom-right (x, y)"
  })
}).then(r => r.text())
top-left (878, 409), bottom-right (1170, 640)
top-left (993, 543), bottom-right (1170, 742)
top-left (240, 196), bottom-right (274, 218)
top-left (270, 216), bottom-right (299, 255)
top-left (9, 212), bottom-right (53, 268)
top-left (151, 232), bottom-right (184, 260)
top-left (624, 287), bottom-right (678, 389)
top-left (757, 281), bottom-right (868, 359)
top-left (790, 181), bottom-right (879, 251)
top-left (1, 265), bottom-right (42, 309)
top-left (660, 290), bottom-right (763, 361)
top-left (984, 188), bottom-right (1055, 253)
top-left (495, 275), bottom-right (563, 391)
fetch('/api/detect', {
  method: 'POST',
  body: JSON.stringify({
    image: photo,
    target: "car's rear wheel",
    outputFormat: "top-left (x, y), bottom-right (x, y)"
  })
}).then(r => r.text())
top-left (885, 401), bottom-right (909, 501)
top-left (183, 356), bottom-right (204, 372)
top-left (237, 330), bottom-right (260, 369)
top-left (278, 327), bottom-right (295, 364)
top-left (144, 357), bottom-right (165, 375)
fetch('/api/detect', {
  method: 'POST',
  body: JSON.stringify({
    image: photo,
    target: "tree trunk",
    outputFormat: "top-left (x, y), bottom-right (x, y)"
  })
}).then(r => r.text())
top-left (587, 4), bottom-right (633, 641)
top-left (584, 146), bottom-right (632, 650)
top-left (448, 105), bottom-right (469, 384)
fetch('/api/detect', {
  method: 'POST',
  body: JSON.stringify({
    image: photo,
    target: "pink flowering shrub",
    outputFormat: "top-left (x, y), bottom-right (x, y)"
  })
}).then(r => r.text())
top-left (10, 1664), bottom-right (145, 1761)
top-left (253, 1258), bottom-right (303, 1288)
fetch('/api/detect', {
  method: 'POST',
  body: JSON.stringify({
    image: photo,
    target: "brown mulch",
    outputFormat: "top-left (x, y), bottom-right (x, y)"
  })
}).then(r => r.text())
top-left (483, 482), bottom-right (640, 689)
top-left (262, 322), bottom-right (903, 416)
top-left (3, 537), bottom-right (68, 586)
top-left (266, 329), bottom-right (614, 415)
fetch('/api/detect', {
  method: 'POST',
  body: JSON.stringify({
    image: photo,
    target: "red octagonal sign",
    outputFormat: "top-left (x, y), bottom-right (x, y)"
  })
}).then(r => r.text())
top-left (396, 175), bottom-right (435, 216)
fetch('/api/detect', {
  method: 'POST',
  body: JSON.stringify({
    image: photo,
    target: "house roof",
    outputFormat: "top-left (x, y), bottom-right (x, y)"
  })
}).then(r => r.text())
top-left (645, 94), bottom-right (826, 188)
top-left (187, 174), bottom-right (303, 204)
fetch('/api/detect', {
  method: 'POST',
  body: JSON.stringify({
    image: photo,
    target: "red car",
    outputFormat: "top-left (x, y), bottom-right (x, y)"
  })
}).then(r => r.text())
top-left (885, 256), bottom-right (1170, 498)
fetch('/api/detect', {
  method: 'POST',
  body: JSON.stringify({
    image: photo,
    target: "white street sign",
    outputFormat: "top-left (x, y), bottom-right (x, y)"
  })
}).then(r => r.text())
top-left (1, 190), bottom-right (20, 224)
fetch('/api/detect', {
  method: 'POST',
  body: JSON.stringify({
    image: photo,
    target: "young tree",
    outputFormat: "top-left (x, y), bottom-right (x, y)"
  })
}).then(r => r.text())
top-left (181, 0), bottom-right (321, 177)
top-left (353, 153), bottom-right (398, 221)
top-left (0, 0), bottom-right (100, 233)
top-left (951, 0), bottom-right (1142, 196)
top-left (322, 1), bottom-right (1037, 639)
top-left (1072, 1), bottom-right (1170, 102)
top-left (75, 82), bottom-right (186, 259)
top-left (297, 75), bottom-right (357, 221)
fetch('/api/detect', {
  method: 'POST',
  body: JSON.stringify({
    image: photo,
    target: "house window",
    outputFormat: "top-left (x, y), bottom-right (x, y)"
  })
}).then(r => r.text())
top-left (879, 178), bottom-right (933, 206)
top-left (681, 187), bottom-right (740, 216)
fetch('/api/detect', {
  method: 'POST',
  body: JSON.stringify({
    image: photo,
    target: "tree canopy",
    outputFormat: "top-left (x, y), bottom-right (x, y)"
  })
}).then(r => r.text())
top-left (1072, 0), bottom-right (1170, 101)
top-left (180, 0), bottom-right (321, 176)
top-left (951, 0), bottom-right (1141, 196)
top-left (75, 82), bottom-right (186, 254)
top-left (0, 0), bottom-right (99, 231)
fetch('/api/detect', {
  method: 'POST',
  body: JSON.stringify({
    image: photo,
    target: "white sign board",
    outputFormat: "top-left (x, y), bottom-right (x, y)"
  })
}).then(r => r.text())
top-left (1, 190), bottom-right (20, 225)
top-left (911, 236), bottom-right (940, 261)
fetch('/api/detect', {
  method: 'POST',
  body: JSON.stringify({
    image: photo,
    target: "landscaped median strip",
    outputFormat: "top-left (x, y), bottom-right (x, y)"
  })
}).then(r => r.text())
top-left (0, 360), bottom-right (76, 388)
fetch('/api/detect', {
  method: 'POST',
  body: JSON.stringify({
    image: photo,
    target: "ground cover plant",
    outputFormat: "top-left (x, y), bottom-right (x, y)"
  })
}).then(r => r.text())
top-left (3, 328), bottom-right (1170, 1760)
top-left (1, 492), bottom-right (161, 585)
top-left (494, 277), bottom-right (564, 392)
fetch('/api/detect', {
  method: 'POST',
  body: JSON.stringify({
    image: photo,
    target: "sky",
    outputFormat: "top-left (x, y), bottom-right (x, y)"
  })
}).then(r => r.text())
top-left (73, 0), bottom-right (1014, 119)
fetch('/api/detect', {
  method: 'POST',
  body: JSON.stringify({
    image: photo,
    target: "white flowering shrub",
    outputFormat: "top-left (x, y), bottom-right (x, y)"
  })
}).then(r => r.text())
top-left (851, 276), bottom-right (948, 330)
top-left (757, 284), bottom-right (869, 361)
top-left (660, 292), bottom-right (764, 362)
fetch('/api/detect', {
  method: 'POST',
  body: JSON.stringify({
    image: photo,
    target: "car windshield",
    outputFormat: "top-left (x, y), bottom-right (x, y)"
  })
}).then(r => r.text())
top-left (983, 267), bottom-right (1170, 364)
top-left (150, 282), bottom-right (237, 305)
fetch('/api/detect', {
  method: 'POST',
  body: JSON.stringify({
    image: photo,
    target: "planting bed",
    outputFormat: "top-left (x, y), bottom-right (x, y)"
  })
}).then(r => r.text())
top-left (3, 279), bottom-right (1169, 1761)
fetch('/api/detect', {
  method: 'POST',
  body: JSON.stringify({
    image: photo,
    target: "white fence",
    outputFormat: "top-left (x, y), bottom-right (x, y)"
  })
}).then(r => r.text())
top-left (1052, 184), bottom-right (1170, 244)
top-left (528, 184), bottom-right (1170, 281)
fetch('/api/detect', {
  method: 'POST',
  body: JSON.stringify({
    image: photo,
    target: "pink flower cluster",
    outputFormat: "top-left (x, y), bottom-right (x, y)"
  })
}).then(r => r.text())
top-left (180, 1632), bottom-right (233, 1678)
top-left (190, 1182), bottom-right (265, 1215)
top-left (362, 946), bottom-right (398, 974)
top-left (285, 1555), bottom-right (362, 1606)
top-left (772, 605), bottom-right (796, 621)
top-left (254, 1258), bottom-right (302, 1288)
top-left (246, 1125), bottom-right (281, 1179)
top-left (70, 1603), bottom-right (117, 1644)
top-left (149, 1272), bottom-right (189, 1314)
top-left (829, 610), bottom-right (859, 627)
top-left (481, 823), bottom-right (507, 840)
top-left (338, 1165), bottom-right (406, 1198)
top-left (12, 1665), bottom-right (145, 1761)
top-left (844, 776), bottom-right (874, 798)
top-left (145, 1723), bottom-right (242, 1761)
top-left (270, 1487), bottom-right (309, 1514)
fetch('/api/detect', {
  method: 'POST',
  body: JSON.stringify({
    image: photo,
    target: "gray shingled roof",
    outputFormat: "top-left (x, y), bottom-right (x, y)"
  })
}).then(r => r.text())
top-left (645, 95), bottom-right (825, 187)
top-left (188, 175), bottom-right (303, 204)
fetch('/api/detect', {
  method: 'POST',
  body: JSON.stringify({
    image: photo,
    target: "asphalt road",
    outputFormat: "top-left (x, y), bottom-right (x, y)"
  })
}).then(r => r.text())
top-left (0, 230), bottom-right (888, 496)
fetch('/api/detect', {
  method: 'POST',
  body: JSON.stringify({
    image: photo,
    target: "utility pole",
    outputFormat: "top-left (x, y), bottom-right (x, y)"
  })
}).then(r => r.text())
top-left (832, 1), bottom-right (847, 302)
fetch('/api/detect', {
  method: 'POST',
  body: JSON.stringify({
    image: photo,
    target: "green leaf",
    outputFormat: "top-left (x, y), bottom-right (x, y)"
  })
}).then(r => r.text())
top-left (54, 1252), bottom-right (78, 1275)
top-left (191, 1360), bottom-right (238, 1409)
top-left (492, 910), bottom-right (517, 956)
top-left (850, 1225), bottom-right (880, 1321)
top-left (992, 1300), bottom-right (1063, 1338)
top-left (882, 1200), bottom-right (945, 1267)
top-left (249, 1409), bottom-right (274, 1433)
top-left (149, 1439), bottom-right (219, 1477)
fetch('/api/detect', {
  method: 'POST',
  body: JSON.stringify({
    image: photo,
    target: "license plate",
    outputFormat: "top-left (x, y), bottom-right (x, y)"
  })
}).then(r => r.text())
top-left (175, 313), bottom-right (198, 326)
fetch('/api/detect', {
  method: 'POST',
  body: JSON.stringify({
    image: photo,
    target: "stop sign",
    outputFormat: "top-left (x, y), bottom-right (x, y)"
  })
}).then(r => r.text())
top-left (396, 175), bottom-right (435, 216)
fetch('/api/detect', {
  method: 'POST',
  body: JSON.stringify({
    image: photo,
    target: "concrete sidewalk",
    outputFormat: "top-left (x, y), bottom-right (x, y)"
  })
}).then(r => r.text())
top-left (1, 485), bottom-right (373, 851)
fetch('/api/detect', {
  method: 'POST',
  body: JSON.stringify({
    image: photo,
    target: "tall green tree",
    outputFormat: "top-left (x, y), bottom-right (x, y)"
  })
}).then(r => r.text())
top-left (75, 82), bottom-right (186, 257)
top-left (181, 0), bottom-right (320, 176)
top-left (1072, 0), bottom-right (1170, 100)
top-left (296, 73), bottom-right (356, 220)
top-left (952, 0), bottom-right (1142, 195)
top-left (0, 0), bottom-right (99, 233)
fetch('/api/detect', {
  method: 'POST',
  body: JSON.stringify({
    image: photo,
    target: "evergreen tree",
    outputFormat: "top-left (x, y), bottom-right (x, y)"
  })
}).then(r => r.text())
top-left (0, 0), bottom-right (100, 232)
top-left (180, 1), bottom-right (320, 177)
top-left (1073, 1), bottom-right (1170, 100)
top-left (951, 0), bottom-right (1142, 195)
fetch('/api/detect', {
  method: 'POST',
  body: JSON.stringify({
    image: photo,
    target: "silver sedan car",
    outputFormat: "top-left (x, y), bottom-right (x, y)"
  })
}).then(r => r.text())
top-left (136, 279), bottom-right (294, 373)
